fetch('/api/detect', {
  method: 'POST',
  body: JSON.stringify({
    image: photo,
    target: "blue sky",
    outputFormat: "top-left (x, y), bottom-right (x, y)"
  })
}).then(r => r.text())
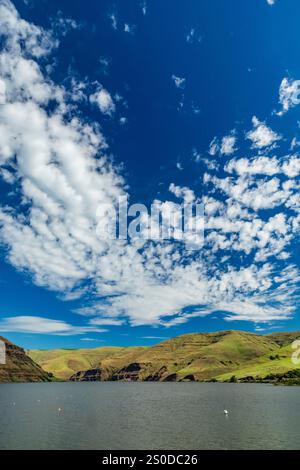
top-left (0, 0), bottom-right (300, 349)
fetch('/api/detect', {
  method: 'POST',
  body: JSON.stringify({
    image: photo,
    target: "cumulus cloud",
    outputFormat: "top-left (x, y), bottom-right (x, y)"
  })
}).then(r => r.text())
top-left (278, 77), bottom-right (300, 115)
top-left (208, 133), bottom-right (237, 156)
top-left (220, 133), bottom-right (237, 155)
top-left (225, 155), bottom-right (300, 178)
top-left (0, 1), bottom-right (299, 333)
top-left (89, 87), bottom-right (116, 116)
top-left (246, 116), bottom-right (281, 148)
top-left (169, 183), bottom-right (195, 203)
top-left (225, 156), bottom-right (280, 176)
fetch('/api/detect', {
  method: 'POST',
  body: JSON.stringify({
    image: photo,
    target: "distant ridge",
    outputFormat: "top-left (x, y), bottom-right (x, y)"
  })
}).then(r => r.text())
top-left (28, 330), bottom-right (300, 384)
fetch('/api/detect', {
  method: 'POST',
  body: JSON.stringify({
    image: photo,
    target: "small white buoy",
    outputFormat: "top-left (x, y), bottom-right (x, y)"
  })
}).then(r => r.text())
top-left (58, 407), bottom-right (62, 413)
top-left (224, 409), bottom-right (228, 415)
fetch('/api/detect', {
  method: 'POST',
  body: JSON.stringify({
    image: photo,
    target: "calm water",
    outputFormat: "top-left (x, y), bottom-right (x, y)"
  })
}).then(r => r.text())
top-left (0, 382), bottom-right (299, 450)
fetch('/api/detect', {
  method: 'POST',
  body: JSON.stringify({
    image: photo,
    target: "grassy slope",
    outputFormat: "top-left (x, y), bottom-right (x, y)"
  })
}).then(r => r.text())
top-left (122, 330), bottom-right (286, 380)
top-left (29, 330), bottom-right (300, 382)
top-left (216, 341), bottom-right (299, 381)
top-left (29, 346), bottom-right (147, 380)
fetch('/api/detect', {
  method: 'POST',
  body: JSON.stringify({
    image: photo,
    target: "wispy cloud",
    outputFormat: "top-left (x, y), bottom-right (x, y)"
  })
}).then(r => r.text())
top-left (186, 28), bottom-right (202, 44)
top-left (124, 23), bottom-right (135, 34)
top-left (142, 336), bottom-right (168, 340)
top-left (172, 74), bottom-right (186, 89)
top-left (0, 316), bottom-right (106, 335)
top-left (109, 12), bottom-right (117, 30)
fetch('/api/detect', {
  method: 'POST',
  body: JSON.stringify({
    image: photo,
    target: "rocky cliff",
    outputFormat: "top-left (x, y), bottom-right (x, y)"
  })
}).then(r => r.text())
top-left (0, 336), bottom-right (53, 383)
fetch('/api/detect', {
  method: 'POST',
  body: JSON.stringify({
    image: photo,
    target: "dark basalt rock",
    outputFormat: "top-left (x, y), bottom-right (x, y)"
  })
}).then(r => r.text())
top-left (70, 368), bottom-right (103, 381)
top-left (111, 362), bottom-right (142, 381)
top-left (145, 366), bottom-right (168, 381)
top-left (181, 374), bottom-right (195, 381)
top-left (162, 373), bottom-right (177, 382)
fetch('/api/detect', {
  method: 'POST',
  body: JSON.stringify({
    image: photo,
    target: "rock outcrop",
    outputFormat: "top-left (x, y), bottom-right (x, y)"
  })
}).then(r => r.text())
top-left (145, 366), bottom-right (168, 381)
top-left (111, 362), bottom-right (142, 381)
top-left (70, 368), bottom-right (103, 381)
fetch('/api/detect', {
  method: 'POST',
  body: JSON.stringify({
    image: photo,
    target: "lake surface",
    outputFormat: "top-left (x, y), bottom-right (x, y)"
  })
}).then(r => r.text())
top-left (0, 382), bottom-right (299, 449)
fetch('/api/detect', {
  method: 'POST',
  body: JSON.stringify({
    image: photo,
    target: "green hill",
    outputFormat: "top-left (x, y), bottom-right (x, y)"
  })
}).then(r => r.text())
top-left (29, 346), bottom-right (147, 381)
top-left (28, 330), bottom-right (300, 383)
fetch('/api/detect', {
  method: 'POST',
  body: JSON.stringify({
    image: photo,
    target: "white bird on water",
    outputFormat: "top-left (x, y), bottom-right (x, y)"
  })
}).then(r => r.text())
top-left (224, 409), bottom-right (229, 415)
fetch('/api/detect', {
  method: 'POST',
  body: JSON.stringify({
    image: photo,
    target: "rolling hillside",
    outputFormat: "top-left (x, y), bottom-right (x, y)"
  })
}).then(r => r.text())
top-left (29, 346), bottom-right (147, 381)
top-left (29, 330), bottom-right (300, 383)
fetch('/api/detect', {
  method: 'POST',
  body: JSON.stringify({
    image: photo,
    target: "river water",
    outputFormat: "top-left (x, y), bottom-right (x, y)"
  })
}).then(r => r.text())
top-left (0, 382), bottom-right (299, 449)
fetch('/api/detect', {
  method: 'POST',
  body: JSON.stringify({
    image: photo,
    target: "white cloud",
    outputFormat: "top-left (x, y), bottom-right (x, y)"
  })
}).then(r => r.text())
top-left (124, 23), bottom-right (135, 34)
top-left (208, 133), bottom-right (237, 157)
top-left (226, 154), bottom-right (300, 178)
top-left (80, 337), bottom-right (103, 342)
top-left (50, 11), bottom-right (78, 37)
top-left (141, 1), bottom-right (147, 15)
top-left (208, 137), bottom-right (219, 156)
top-left (89, 318), bottom-right (125, 326)
top-left (0, 316), bottom-right (106, 335)
top-left (220, 134), bottom-right (236, 155)
top-left (290, 137), bottom-right (300, 150)
top-left (186, 28), bottom-right (202, 44)
top-left (282, 155), bottom-right (300, 177)
top-left (169, 183), bottom-right (195, 203)
top-left (0, 1), bottom-right (299, 332)
top-left (0, 78), bottom-right (6, 104)
top-left (142, 336), bottom-right (168, 340)
top-left (246, 116), bottom-right (281, 148)
top-left (89, 87), bottom-right (115, 116)
top-left (225, 156), bottom-right (280, 176)
top-left (266, 0), bottom-right (275, 5)
top-left (172, 74), bottom-right (186, 89)
top-left (278, 77), bottom-right (300, 115)
top-left (109, 13), bottom-right (117, 30)
top-left (0, 0), bottom-right (58, 57)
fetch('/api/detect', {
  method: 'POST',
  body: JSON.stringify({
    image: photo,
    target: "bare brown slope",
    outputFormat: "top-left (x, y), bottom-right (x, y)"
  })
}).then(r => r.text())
top-left (0, 336), bottom-right (53, 383)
